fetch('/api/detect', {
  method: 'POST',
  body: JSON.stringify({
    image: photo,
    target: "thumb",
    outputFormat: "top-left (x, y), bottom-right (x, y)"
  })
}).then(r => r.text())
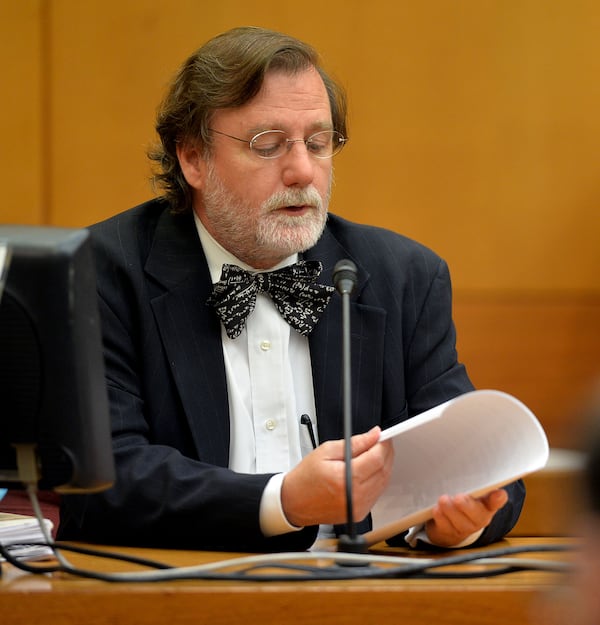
top-left (350, 426), bottom-right (381, 458)
top-left (482, 489), bottom-right (509, 512)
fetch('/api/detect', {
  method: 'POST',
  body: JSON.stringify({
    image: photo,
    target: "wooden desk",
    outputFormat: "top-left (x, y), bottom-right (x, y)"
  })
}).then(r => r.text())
top-left (1, 537), bottom-right (576, 625)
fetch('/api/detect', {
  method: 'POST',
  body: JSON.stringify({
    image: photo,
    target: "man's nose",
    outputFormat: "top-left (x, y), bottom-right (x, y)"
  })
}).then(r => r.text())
top-left (280, 141), bottom-right (317, 187)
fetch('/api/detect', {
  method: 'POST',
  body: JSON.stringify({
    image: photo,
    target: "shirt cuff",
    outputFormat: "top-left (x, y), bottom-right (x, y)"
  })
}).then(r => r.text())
top-left (259, 473), bottom-right (303, 537)
top-left (405, 524), bottom-right (484, 549)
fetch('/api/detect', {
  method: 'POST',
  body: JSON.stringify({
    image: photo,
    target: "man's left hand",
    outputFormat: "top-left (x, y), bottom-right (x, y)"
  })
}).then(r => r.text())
top-left (425, 489), bottom-right (509, 547)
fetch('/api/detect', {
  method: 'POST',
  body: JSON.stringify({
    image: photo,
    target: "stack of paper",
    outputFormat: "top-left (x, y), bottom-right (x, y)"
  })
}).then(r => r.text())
top-left (0, 512), bottom-right (54, 561)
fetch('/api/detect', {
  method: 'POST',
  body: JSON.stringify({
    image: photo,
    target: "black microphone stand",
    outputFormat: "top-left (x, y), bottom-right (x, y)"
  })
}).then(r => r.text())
top-left (332, 260), bottom-right (368, 556)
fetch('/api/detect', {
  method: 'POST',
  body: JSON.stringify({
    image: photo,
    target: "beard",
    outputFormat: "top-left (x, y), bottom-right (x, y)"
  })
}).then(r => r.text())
top-left (201, 163), bottom-right (330, 268)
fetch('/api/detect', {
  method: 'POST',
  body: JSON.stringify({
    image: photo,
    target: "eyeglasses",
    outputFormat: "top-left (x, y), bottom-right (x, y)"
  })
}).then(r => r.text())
top-left (209, 128), bottom-right (348, 160)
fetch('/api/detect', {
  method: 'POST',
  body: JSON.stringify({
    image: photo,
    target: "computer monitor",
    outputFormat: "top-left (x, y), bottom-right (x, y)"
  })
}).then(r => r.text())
top-left (0, 226), bottom-right (115, 493)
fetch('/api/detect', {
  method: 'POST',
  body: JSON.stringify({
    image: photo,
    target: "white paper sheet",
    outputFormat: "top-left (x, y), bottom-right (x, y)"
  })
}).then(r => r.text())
top-left (366, 389), bottom-right (549, 545)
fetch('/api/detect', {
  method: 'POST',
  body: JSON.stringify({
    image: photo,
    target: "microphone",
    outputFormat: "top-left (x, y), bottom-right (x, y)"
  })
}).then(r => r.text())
top-left (332, 259), bottom-right (357, 295)
top-left (333, 259), bottom-right (367, 556)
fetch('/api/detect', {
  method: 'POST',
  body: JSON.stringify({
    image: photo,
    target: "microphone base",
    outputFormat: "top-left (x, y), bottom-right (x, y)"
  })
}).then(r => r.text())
top-left (337, 534), bottom-right (369, 566)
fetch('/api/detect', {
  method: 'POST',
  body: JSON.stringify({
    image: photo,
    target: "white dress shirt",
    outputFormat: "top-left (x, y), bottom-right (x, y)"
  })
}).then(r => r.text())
top-left (195, 215), bottom-right (316, 537)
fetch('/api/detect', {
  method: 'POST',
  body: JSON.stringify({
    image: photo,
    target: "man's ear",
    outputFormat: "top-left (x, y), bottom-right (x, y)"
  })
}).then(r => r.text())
top-left (176, 141), bottom-right (207, 190)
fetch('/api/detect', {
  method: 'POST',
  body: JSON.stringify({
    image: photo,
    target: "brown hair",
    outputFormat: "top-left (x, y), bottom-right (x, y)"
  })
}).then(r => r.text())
top-left (148, 26), bottom-right (348, 213)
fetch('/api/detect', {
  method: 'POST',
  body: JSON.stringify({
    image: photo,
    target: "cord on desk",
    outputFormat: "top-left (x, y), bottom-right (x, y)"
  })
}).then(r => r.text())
top-left (1, 540), bottom-right (576, 583)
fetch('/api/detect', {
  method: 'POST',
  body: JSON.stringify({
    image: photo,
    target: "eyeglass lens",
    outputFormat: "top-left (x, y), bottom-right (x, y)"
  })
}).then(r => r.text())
top-left (250, 130), bottom-right (345, 159)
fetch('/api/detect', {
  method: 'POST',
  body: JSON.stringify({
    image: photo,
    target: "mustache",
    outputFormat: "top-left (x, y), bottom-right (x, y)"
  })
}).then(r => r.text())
top-left (262, 187), bottom-right (324, 212)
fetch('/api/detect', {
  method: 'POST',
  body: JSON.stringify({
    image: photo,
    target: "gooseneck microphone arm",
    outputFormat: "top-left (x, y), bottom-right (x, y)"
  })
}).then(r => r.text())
top-left (332, 259), bottom-right (367, 555)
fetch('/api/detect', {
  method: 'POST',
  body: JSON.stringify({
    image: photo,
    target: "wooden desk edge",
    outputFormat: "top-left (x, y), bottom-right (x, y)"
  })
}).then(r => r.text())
top-left (1, 537), bottom-right (577, 625)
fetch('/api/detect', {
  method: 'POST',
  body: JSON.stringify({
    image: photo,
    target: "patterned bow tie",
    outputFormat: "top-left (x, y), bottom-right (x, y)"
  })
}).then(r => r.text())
top-left (207, 260), bottom-right (335, 339)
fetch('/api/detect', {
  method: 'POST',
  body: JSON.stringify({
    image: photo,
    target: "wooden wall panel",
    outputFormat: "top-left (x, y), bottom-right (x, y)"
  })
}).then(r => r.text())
top-left (0, 0), bottom-right (44, 224)
top-left (335, 1), bottom-right (600, 293)
top-left (454, 295), bottom-right (600, 448)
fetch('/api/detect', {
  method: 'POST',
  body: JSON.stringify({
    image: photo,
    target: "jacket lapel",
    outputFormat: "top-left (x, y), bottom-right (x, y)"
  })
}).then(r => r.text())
top-left (144, 211), bottom-right (230, 468)
top-left (306, 226), bottom-right (386, 442)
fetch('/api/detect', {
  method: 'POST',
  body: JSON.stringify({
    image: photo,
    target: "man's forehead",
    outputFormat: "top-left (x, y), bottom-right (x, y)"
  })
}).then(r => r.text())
top-left (216, 68), bottom-right (331, 127)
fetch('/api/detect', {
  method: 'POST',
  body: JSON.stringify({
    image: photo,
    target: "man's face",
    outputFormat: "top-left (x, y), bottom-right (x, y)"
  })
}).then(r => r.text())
top-left (189, 67), bottom-right (334, 269)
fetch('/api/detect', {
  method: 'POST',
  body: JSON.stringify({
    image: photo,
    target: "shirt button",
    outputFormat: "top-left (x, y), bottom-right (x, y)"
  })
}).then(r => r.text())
top-left (260, 340), bottom-right (271, 351)
top-left (265, 419), bottom-right (277, 431)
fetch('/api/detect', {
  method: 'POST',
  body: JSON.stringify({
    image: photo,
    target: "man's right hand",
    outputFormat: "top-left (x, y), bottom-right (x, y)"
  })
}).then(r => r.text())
top-left (280, 426), bottom-right (393, 528)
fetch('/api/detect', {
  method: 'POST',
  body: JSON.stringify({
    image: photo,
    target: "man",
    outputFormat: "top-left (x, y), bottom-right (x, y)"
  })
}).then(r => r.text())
top-left (58, 26), bottom-right (524, 552)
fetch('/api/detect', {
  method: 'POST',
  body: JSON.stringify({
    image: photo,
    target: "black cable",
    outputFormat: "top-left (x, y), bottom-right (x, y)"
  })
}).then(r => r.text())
top-left (0, 541), bottom-right (172, 577)
top-left (213, 545), bottom-right (576, 582)
top-left (416, 566), bottom-right (524, 579)
top-left (51, 542), bottom-right (172, 569)
top-left (0, 543), bottom-right (62, 574)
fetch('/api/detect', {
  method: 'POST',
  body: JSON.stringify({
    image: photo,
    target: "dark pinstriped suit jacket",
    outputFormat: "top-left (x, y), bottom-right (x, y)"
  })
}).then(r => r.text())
top-left (58, 198), bottom-right (524, 552)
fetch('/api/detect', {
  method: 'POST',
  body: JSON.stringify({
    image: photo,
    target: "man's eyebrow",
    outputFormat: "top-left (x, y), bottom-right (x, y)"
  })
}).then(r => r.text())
top-left (246, 121), bottom-right (334, 134)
